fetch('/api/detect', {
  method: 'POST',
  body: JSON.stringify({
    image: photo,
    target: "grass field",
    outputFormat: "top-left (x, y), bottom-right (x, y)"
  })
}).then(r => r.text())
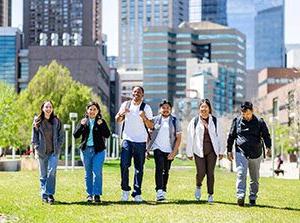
top-left (0, 159), bottom-right (299, 223)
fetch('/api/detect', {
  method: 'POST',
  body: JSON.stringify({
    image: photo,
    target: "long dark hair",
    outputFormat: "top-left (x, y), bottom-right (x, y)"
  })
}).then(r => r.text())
top-left (85, 101), bottom-right (102, 120)
top-left (199, 98), bottom-right (213, 114)
top-left (34, 100), bottom-right (58, 128)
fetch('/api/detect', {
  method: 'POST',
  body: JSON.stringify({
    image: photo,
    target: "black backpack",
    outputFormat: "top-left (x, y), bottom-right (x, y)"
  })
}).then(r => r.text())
top-left (121, 100), bottom-right (151, 139)
top-left (194, 115), bottom-right (217, 134)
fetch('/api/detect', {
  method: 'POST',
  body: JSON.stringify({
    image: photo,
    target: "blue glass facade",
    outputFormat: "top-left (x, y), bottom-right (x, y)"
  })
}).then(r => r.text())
top-left (0, 35), bottom-right (17, 86)
top-left (190, 0), bottom-right (227, 26)
top-left (255, 5), bottom-right (284, 69)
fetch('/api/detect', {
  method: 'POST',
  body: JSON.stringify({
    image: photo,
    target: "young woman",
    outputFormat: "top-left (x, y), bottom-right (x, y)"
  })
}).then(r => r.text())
top-left (31, 100), bottom-right (64, 204)
top-left (74, 101), bottom-right (110, 203)
top-left (186, 99), bottom-right (224, 204)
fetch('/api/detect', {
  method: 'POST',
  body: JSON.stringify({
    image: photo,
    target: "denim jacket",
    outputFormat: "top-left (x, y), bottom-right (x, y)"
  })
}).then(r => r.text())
top-left (31, 117), bottom-right (64, 158)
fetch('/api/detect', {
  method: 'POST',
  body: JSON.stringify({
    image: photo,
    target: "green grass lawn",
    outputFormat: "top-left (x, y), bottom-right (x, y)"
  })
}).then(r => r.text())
top-left (0, 159), bottom-right (299, 223)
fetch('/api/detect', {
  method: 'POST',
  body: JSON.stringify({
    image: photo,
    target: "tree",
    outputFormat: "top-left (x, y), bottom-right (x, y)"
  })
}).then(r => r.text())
top-left (0, 82), bottom-right (22, 148)
top-left (16, 60), bottom-right (110, 146)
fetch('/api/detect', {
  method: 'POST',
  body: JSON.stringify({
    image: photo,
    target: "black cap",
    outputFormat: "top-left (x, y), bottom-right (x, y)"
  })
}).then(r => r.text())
top-left (159, 99), bottom-right (172, 108)
top-left (241, 101), bottom-right (253, 111)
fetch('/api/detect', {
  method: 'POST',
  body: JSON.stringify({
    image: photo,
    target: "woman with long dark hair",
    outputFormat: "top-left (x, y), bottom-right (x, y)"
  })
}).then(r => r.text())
top-left (74, 101), bottom-right (110, 203)
top-left (186, 99), bottom-right (224, 204)
top-left (31, 100), bottom-right (64, 204)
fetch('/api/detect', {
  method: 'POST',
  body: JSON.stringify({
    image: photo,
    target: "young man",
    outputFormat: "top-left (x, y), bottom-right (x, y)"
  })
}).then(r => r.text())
top-left (115, 86), bottom-right (153, 202)
top-left (146, 100), bottom-right (182, 201)
top-left (227, 101), bottom-right (271, 206)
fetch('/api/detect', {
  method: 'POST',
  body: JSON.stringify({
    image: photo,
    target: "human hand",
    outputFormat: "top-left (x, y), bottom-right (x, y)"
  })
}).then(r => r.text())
top-left (187, 156), bottom-right (193, 161)
top-left (227, 152), bottom-right (234, 161)
top-left (81, 118), bottom-right (88, 125)
top-left (167, 152), bottom-right (176, 160)
top-left (219, 154), bottom-right (224, 160)
top-left (265, 148), bottom-right (271, 158)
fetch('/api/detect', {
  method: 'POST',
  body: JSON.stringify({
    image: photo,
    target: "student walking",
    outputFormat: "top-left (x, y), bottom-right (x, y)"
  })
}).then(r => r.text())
top-left (227, 101), bottom-right (271, 206)
top-left (31, 100), bottom-right (64, 204)
top-left (186, 99), bottom-right (224, 204)
top-left (147, 100), bottom-right (182, 201)
top-left (74, 101), bottom-right (110, 203)
top-left (115, 86), bottom-right (153, 202)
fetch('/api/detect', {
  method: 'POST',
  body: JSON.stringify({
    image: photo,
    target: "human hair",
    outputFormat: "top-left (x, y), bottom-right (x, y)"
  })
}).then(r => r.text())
top-left (34, 100), bottom-right (58, 128)
top-left (132, 86), bottom-right (144, 94)
top-left (85, 101), bottom-right (102, 119)
top-left (199, 98), bottom-right (212, 114)
top-left (159, 99), bottom-right (172, 108)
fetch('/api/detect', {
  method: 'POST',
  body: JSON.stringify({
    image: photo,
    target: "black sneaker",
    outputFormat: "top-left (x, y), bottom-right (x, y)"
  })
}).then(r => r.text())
top-left (87, 195), bottom-right (93, 203)
top-left (94, 195), bottom-right (101, 203)
top-left (237, 198), bottom-right (245, 207)
top-left (249, 199), bottom-right (256, 206)
top-left (48, 195), bottom-right (55, 204)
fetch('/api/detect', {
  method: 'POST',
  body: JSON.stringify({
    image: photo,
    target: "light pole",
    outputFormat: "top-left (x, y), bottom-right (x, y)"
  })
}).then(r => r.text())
top-left (69, 113), bottom-right (78, 170)
top-left (269, 116), bottom-right (276, 177)
top-left (63, 124), bottom-right (71, 170)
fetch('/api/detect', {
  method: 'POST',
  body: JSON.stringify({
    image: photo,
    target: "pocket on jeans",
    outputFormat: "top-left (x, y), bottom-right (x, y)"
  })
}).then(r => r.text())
top-left (122, 140), bottom-right (129, 150)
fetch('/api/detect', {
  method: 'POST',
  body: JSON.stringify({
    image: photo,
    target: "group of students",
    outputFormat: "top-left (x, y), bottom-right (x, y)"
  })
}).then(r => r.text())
top-left (31, 85), bottom-right (271, 207)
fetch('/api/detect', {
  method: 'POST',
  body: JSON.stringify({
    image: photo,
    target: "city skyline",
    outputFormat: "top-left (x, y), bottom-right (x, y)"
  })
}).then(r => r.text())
top-left (11, 0), bottom-right (300, 57)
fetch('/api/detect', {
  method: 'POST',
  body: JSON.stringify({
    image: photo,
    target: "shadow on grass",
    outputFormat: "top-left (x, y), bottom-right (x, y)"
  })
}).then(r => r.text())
top-left (53, 199), bottom-right (300, 212)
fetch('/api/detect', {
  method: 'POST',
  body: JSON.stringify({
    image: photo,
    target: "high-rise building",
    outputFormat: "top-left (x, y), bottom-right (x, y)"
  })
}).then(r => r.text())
top-left (23, 0), bottom-right (102, 47)
top-left (227, 0), bottom-right (284, 69)
top-left (255, 5), bottom-right (284, 69)
top-left (189, 0), bottom-right (227, 26)
top-left (143, 22), bottom-right (246, 111)
top-left (0, 0), bottom-right (11, 26)
top-left (0, 27), bottom-right (21, 91)
top-left (118, 0), bottom-right (189, 69)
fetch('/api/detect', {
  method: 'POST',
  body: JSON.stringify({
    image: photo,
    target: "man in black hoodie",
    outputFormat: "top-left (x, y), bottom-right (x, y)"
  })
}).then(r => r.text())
top-left (227, 101), bottom-right (271, 207)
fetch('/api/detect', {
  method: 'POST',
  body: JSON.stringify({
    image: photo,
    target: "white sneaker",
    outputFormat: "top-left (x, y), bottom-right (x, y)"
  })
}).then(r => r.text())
top-left (134, 195), bottom-right (143, 202)
top-left (121, 190), bottom-right (129, 201)
top-left (195, 187), bottom-right (201, 201)
top-left (156, 189), bottom-right (165, 201)
top-left (208, 194), bottom-right (214, 204)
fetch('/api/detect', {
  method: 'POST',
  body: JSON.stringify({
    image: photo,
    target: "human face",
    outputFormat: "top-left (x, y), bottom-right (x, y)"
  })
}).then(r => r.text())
top-left (87, 105), bottom-right (99, 119)
top-left (160, 104), bottom-right (171, 117)
top-left (132, 87), bottom-right (144, 102)
top-left (199, 102), bottom-right (210, 118)
top-left (42, 102), bottom-right (53, 119)
top-left (241, 109), bottom-right (253, 121)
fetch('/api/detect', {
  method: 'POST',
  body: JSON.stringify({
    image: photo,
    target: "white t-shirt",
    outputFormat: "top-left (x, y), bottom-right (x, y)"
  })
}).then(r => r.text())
top-left (153, 117), bottom-right (172, 153)
top-left (119, 101), bottom-right (153, 142)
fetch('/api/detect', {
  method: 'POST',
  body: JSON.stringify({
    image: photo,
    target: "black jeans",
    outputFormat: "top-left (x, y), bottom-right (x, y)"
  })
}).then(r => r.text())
top-left (154, 149), bottom-right (173, 192)
top-left (120, 140), bottom-right (146, 197)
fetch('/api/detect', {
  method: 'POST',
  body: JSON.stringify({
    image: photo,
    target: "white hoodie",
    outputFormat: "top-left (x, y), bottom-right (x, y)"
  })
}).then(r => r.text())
top-left (186, 115), bottom-right (224, 158)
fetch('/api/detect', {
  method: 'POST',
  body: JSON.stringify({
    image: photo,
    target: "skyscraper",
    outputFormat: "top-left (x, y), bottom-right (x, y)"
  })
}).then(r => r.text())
top-left (189, 0), bottom-right (227, 26)
top-left (227, 0), bottom-right (284, 69)
top-left (255, 5), bottom-right (284, 69)
top-left (0, 0), bottom-right (11, 26)
top-left (23, 0), bottom-right (102, 47)
top-left (118, 0), bottom-right (189, 69)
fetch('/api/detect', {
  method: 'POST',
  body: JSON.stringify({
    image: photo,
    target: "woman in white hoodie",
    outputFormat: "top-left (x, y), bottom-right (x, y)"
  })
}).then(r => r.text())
top-left (186, 99), bottom-right (224, 203)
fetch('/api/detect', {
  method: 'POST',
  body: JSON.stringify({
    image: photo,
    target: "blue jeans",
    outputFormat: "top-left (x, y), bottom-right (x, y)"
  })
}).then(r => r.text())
top-left (120, 140), bottom-right (146, 197)
top-left (80, 146), bottom-right (105, 196)
top-left (236, 152), bottom-right (262, 200)
top-left (38, 153), bottom-right (58, 199)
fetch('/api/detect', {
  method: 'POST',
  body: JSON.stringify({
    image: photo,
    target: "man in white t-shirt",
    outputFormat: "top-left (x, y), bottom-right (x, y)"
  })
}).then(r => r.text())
top-left (115, 86), bottom-right (153, 202)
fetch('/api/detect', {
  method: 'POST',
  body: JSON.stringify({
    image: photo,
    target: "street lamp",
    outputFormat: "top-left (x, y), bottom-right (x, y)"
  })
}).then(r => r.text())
top-left (269, 116), bottom-right (278, 177)
top-left (69, 112), bottom-right (78, 170)
top-left (63, 124), bottom-right (71, 170)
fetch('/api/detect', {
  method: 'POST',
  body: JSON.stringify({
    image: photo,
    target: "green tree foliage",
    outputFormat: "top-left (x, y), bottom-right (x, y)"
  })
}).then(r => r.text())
top-left (16, 60), bottom-right (110, 146)
top-left (0, 82), bottom-right (22, 147)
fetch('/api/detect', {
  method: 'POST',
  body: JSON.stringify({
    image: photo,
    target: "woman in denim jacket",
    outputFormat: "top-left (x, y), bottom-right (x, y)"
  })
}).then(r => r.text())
top-left (31, 100), bottom-right (64, 204)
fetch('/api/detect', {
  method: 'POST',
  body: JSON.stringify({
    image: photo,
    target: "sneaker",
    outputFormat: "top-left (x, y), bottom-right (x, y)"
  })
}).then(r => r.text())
top-left (156, 189), bottom-right (165, 201)
top-left (249, 199), bottom-right (256, 206)
top-left (121, 190), bottom-right (130, 201)
top-left (134, 195), bottom-right (143, 203)
top-left (48, 195), bottom-right (55, 204)
top-left (42, 197), bottom-right (48, 203)
top-left (87, 195), bottom-right (93, 203)
top-left (208, 194), bottom-right (214, 204)
top-left (94, 195), bottom-right (101, 203)
top-left (195, 187), bottom-right (201, 201)
top-left (237, 198), bottom-right (245, 207)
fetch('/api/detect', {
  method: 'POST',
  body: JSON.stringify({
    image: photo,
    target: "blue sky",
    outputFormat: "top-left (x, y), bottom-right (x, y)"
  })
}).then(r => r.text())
top-left (12, 0), bottom-right (300, 56)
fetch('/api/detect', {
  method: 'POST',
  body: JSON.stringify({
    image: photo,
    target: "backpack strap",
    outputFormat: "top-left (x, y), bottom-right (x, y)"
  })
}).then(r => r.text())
top-left (194, 116), bottom-right (199, 129)
top-left (139, 101), bottom-right (151, 140)
top-left (194, 115), bottom-right (217, 134)
top-left (121, 100), bottom-right (131, 138)
top-left (171, 116), bottom-right (177, 137)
